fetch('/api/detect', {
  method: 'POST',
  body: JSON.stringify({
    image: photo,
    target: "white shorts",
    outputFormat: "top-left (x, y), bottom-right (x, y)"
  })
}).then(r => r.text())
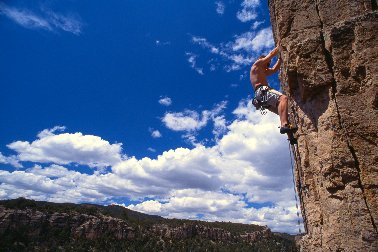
top-left (254, 86), bottom-right (282, 108)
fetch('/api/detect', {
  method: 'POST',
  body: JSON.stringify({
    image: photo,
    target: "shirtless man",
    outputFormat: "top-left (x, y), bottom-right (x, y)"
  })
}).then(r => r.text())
top-left (250, 45), bottom-right (296, 134)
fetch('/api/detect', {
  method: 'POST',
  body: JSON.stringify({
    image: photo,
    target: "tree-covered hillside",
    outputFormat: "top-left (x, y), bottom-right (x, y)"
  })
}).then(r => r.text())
top-left (0, 198), bottom-right (298, 251)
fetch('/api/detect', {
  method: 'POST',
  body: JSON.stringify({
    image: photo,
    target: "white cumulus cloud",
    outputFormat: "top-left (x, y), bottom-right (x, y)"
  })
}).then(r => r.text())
top-left (250, 28), bottom-right (275, 52)
top-left (6, 126), bottom-right (123, 168)
top-left (162, 110), bottom-right (210, 132)
top-left (158, 97), bottom-right (172, 106)
top-left (237, 0), bottom-right (260, 23)
top-left (0, 100), bottom-right (302, 234)
top-left (37, 126), bottom-right (66, 138)
top-left (0, 152), bottom-right (23, 168)
top-left (252, 20), bottom-right (264, 29)
top-left (127, 188), bottom-right (301, 233)
top-left (232, 28), bottom-right (274, 53)
top-left (151, 130), bottom-right (162, 138)
top-left (215, 1), bottom-right (225, 15)
top-left (190, 27), bottom-right (275, 73)
top-left (162, 102), bottom-right (227, 140)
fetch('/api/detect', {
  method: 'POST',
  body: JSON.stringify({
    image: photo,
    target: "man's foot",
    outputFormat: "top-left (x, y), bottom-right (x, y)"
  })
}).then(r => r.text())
top-left (289, 136), bottom-right (298, 145)
top-left (280, 123), bottom-right (298, 134)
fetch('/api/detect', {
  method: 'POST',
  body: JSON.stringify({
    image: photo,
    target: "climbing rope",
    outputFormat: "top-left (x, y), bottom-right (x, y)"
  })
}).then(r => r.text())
top-left (288, 142), bottom-right (302, 234)
top-left (290, 141), bottom-right (309, 234)
top-left (278, 43), bottom-right (309, 234)
top-left (287, 103), bottom-right (309, 234)
top-left (291, 142), bottom-right (308, 234)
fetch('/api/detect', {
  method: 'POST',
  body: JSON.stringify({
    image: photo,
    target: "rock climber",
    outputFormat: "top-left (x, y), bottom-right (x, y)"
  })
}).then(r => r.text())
top-left (250, 45), bottom-right (297, 134)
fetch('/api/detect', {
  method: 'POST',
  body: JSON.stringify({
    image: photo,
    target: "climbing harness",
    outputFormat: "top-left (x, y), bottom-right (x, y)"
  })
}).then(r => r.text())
top-left (252, 86), bottom-right (271, 115)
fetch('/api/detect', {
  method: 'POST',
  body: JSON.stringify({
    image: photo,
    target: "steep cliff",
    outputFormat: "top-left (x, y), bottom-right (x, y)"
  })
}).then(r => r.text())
top-left (268, 0), bottom-right (378, 251)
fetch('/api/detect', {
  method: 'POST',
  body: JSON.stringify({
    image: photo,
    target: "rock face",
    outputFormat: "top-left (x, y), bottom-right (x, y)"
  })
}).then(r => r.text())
top-left (268, 0), bottom-right (378, 251)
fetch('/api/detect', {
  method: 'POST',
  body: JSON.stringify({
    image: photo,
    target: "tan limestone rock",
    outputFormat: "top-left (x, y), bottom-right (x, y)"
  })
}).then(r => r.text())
top-left (269, 0), bottom-right (378, 251)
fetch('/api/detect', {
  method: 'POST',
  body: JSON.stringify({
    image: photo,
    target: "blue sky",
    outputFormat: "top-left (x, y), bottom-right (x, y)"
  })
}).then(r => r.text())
top-left (0, 0), bottom-right (302, 234)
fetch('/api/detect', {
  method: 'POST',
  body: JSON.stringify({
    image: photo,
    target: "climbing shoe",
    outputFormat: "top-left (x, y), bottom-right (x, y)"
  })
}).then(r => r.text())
top-left (280, 124), bottom-right (298, 134)
top-left (289, 137), bottom-right (298, 145)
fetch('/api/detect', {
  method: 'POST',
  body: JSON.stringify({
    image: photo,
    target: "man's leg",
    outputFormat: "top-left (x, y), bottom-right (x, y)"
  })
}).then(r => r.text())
top-left (266, 89), bottom-right (296, 133)
top-left (277, 95), bottom-right (289, 127)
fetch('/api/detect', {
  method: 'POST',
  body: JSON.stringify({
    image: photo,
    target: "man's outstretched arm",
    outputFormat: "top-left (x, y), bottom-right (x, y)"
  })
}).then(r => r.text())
top-left (260, 45), bottom-right (279, 63)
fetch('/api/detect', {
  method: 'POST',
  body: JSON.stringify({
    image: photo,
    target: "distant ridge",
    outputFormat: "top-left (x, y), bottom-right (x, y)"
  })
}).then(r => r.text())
top-left (0, 198), bottom-right (297, 251)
